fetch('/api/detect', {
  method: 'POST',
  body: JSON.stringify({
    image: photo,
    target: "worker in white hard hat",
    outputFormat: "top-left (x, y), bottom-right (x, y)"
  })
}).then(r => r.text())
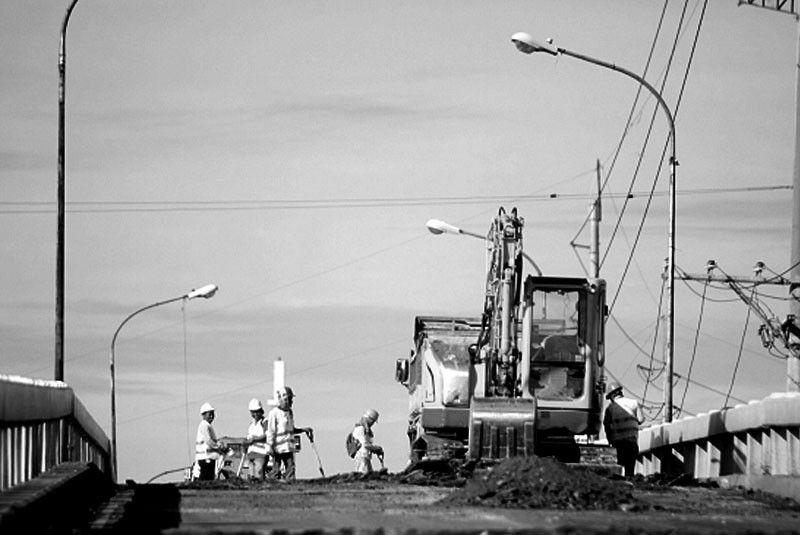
top-left (603, 382), bottom-right (644, 477)
top-left (352, 408), bottom-right (383, 474)
top-left (266, 386), bottom-right (313, 481)
top-left (194, 402), bottom-right (228, 481)
top-left (243, 398), bottom-right (268, 480)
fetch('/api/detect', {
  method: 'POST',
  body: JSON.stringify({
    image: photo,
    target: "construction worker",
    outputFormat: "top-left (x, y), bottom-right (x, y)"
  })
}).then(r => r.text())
top-left (266, 386), bottom-right (312, 481)
top-left (352, 408), bottom-right (383, 474)
top-left (194, 402), bottom-right (228, 481)
top-left (244, 398), bottom-right (268, 480)
top-left (603, 382), bottom-right (644, 477)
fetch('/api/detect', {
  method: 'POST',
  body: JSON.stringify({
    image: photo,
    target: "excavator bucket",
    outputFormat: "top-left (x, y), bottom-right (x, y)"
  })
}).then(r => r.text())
top-left (467, 397), bottom-right (537, 460)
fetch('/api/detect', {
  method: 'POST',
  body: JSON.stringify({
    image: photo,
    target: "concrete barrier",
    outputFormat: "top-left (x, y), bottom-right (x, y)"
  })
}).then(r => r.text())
top-left (637, 392), bottom-right (800, 499)
top-left (0, 375), bottom-right (111, 491)
top-left (0, 462), bottom-right (112, 533)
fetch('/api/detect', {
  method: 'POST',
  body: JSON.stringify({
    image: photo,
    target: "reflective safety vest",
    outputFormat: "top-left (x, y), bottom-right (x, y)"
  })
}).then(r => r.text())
top-left (247, 418), bottom-right (268, 456)
top-left (195, 420), bottom-right (220, 461)
top-left (352, 423), bottom-right (373, 460)
top-left (267, 407), bottom-right (296, 454)
top-left (603, 397), bottom-right (641, 442)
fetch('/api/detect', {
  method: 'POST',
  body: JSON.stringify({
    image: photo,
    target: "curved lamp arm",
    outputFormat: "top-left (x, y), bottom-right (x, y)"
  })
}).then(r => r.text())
top-left (110, 284), bottom-right (218, 481)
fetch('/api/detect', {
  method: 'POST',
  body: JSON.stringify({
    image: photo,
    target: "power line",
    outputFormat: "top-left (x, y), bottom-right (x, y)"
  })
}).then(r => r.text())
top-left (0, 184), bottom-right (787, 214)
top-left (572, 0), bottom-right (669, 246)
top-left (680, 278), bottom-right (707, 412)
top-left (723, 292), bottom-right (752, 409)
top-left (605, 0), bottom-right (694, 319)
top-left (601, 0), bottom-right (692, 268)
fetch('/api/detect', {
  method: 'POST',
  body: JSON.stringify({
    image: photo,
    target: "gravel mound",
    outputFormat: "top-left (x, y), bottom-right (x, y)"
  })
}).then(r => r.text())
top-left (440, 456), bottom-right (641, 511)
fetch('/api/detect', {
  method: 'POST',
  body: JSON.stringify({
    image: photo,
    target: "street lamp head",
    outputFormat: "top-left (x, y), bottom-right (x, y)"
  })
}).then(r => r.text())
top-left (426, 219), bottom-right (461, 236)
top-left (510, 32), bottom-right (558, 56)
top-left (185, 284), bottom-right (218, 300)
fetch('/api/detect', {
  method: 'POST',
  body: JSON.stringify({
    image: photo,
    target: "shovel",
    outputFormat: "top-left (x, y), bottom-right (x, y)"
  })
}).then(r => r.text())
top-left (307, 432), bottom-right (326, 477)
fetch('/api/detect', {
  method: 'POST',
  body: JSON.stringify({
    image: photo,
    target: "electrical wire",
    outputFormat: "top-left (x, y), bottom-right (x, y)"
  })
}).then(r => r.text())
top-left (601, 0), bottom-right (689, 268)
top-left (607, 314), bottom-right (659, 361)
top-left (679, 277), bottom-right (707, 412)
top-left (723, 293), bottom-right (752, 409)
top-left (672, 370), bottom-right (748, 405)
top-left (608, 0), bottom-right (709, 302)
top-left (606, 0), bottom-right (693, 316)
top-left (571, 0), bottom-right (669, 248)
top-left (0, 184), bottom-right (786, 215)
top-left (641, 274), bottom-right (666, 402)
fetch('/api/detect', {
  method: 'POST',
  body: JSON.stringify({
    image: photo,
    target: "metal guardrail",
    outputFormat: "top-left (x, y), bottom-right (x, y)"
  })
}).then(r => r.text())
top-left (637, 392), bottom-right (800, 498)
top-left (0, 374), bottom-right (111, 491)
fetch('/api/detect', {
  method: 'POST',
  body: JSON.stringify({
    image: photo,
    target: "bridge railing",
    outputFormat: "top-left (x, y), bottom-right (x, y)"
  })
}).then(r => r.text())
top-left (637, 392), bottom-right (800, 497)
top-left (0, 374), bottom-right (111, 491)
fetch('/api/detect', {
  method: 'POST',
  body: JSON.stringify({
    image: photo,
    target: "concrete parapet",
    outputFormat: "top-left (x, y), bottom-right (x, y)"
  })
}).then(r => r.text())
top-left (0, 375), bottom-right (111, 491)
top-left (636, 392), bottom-right (800, 500)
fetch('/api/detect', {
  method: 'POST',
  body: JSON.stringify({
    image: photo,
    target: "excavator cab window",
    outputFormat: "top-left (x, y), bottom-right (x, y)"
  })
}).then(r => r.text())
top-left (528, 288), bottom-right (586, 400)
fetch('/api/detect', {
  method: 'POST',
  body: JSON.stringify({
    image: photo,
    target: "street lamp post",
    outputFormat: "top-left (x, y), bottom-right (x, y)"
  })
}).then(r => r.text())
top-left (511, 32), bottom-right (678, 422)
top-left (56, 0), bottom-right (80, 382)
top-left (110, 284), bottom-right (218, 481)
top-left (426, 218), bottom-right (544, 276)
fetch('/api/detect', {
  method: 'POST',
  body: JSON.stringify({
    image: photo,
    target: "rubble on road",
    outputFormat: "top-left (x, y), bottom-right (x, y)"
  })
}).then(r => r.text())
top-left (440, 456), bottom-right (641, 511)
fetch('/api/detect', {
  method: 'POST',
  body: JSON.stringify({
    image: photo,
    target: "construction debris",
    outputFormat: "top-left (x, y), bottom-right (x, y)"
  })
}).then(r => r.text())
top-left (440, 456), bottom-right (641, 511)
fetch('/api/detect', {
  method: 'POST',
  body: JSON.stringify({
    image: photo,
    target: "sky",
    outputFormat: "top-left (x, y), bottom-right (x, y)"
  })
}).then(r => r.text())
top-left (1, 1), bottom-right (798, 482)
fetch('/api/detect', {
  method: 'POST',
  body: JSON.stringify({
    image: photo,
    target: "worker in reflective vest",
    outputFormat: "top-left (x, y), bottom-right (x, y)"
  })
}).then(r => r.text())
top-left (603, 382), bottom-right (643, 477)
top-left (194, 402), bottom-right (228, 481)
top-left (244, 398), bottom-right (268, 480)
top-left (266, 387), bottom-right (312, 481)
top-left (352, 408), bottom-right (383, 474)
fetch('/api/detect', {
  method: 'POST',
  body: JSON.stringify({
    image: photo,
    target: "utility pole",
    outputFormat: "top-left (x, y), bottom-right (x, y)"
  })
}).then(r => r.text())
top-left (790, 10), bottom-right (800, 392)
top-left (739, 0), bottom-right (800, 391)
top-left (590, 159), bottom-right (602, 278)
top-left (570, 159), bottom-right (602, 279)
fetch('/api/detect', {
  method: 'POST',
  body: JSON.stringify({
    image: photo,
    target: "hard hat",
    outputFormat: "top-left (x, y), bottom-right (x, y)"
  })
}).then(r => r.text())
top-left (363, 408), bottom-right (379, 423)
top-left (277, 386), bottom-right (294, 399)
top-left (248, 398), bottom-right (263, 411)
top-left (199, 402), bottom-right (215, 414)
top-left (606, 382), bottom-right (623, 400)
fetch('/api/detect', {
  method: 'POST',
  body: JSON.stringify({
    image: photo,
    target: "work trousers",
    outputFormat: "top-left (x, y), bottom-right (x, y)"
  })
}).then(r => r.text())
top-left (354, 455), bottom-right (373, 474)
top-left (196, 459), bottom-right (216, 481)
top-left (612, 439), bottom-right (639, 477)
top-left (270, 452), bottom-right (295, 481)
top-left (247, 452), bottom-right (267, 481)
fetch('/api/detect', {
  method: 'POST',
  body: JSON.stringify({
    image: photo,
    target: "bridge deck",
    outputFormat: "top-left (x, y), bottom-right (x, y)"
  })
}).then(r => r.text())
top-left (89, 478), bottom-right (800, 533)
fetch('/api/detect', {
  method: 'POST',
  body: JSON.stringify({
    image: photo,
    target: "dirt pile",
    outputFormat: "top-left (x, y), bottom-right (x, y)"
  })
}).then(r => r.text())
top-left (440, 456), bottom-right (641, 511)
top-left (398, 459), bottom-right (477, 487)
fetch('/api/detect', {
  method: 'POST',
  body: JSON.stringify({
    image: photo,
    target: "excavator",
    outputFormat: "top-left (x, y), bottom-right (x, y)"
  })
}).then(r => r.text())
top-left (395, 207), bottom-right (607, 462)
